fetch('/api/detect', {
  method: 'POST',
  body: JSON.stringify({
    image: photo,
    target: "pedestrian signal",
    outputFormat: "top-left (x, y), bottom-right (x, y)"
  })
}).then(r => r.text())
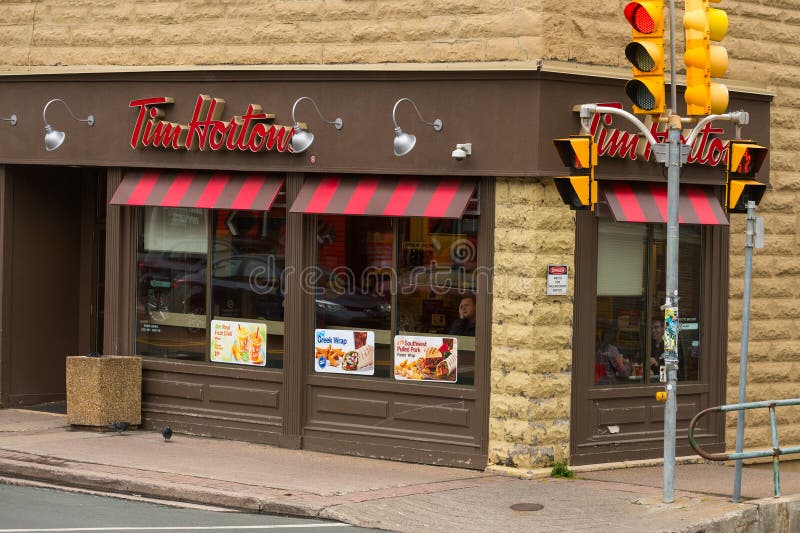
top-left (726, 140), bottom-right (767, 213)
top-left (553, 135), bottom-right (597, 210)
top-left (623, 2), bottom-right (665, 114)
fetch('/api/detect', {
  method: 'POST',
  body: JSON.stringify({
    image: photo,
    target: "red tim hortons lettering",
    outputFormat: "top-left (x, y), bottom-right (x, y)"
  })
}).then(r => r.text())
top-left (586, 104), bottom-right (728, 167)
top-left (129, 97), bottom-right (174, 149)
top-left (128, 95), bottom-right (298, 155)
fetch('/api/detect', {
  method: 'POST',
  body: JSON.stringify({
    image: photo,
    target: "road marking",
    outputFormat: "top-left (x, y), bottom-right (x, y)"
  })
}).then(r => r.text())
top-left (0, 526), bottom-right (349, 532)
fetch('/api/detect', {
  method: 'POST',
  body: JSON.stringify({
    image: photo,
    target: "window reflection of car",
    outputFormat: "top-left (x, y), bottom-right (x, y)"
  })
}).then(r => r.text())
top-left (171, 254), bottom-right (285, 322)
top-left (138, 241), bottom-right (237, 323)
top-left (314, 268), bottom-right (391, 329)
top-left (316, 291), bottom-right (392, 329)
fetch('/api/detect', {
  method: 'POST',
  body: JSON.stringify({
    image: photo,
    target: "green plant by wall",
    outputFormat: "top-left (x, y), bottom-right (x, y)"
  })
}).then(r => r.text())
top-left (550, 462), bottom-right (574, 479)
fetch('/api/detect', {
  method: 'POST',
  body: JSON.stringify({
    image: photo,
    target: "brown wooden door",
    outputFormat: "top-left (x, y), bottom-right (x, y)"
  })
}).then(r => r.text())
top-left (570, 212), bottom-right (727, 465)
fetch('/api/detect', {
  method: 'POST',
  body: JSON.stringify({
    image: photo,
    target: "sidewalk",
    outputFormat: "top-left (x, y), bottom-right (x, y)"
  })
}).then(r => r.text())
top-left (1, 408), bottom-right (799, 532)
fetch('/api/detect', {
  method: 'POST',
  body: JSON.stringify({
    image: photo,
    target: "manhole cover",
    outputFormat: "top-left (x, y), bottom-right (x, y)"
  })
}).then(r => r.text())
top-left (510, 503), bottom-right (544, 512)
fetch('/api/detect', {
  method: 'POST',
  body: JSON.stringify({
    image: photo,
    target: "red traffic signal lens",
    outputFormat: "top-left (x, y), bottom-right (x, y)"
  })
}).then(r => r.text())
top-left (625, 3), bottom-right (655, 34)
top-left (625, 80), bottom-right (657, 111)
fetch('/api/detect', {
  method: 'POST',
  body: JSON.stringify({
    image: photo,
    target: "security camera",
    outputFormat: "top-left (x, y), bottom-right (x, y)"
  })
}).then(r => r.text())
top-left (451, 143), bottom-right (472, 161)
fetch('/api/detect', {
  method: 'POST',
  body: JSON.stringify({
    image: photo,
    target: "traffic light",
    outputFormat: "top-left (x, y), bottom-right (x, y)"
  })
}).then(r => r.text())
top-left (684, 0), bottom-right (729, 115)
top-left (553, 135), bottom-right (597, 210)
top-left (623, 2), bottom-right (665, 114)
top-left (726, 140), bottom-right (767, 213)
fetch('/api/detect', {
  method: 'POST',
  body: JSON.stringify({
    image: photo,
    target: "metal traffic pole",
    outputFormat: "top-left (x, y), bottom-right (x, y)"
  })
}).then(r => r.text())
top-left (732, 200), bottom-right (759, 502)
top-left (662, 0), bottom-right (681, 504)
top-left (662, 113), bottom-right (682, 504)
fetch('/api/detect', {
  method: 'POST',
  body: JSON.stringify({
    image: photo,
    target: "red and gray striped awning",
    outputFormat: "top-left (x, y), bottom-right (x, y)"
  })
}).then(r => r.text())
top-left (290, 176), bottom-right (477, 218)
top-left (602, 181), bottom-right (728, 225)
top-left (110, 171), bottom-right (284, 210)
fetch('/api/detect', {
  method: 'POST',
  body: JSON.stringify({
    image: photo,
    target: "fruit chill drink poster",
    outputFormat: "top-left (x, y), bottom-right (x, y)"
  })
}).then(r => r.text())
top-left (314, 329), bottom-right (375, 375)
top-left (211, 320), bottom-right (267, 366)
top-left (394, 335), bottom-right (457, 382)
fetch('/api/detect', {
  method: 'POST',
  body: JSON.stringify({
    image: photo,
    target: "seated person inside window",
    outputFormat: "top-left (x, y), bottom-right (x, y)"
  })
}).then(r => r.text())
top-left (649, 319), bottom-right (665, 377)
top-left (595, 328), bottom-right (631, 385)
top-left (449, 294), bottom-right (476, 336)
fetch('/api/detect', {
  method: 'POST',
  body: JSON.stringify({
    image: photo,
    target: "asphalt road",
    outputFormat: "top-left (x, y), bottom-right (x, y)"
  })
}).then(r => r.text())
top-left (0, 481), bottom-right (379, 532)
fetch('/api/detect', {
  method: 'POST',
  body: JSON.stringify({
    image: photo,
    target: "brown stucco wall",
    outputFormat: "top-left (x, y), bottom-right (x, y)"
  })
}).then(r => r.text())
top-left (1, 0), bottom-right (798, 465)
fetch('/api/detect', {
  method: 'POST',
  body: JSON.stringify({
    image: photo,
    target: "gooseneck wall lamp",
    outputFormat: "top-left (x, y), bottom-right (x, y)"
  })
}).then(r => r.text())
top-left (42, 98), bottom-right (95, 151)
top-left (1, 113), bottom-right (17, 126)
top-left (290, 96), bottom-right (343, 154)
top-left (392, 97), bottom-right (442, 157)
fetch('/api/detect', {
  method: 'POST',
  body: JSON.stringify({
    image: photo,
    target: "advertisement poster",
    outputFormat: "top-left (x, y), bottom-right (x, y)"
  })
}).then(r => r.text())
top-left (664, 307), bottom-right (678, 354)
top-left (315, 329), bottom-right (375, 375)
top-left (211, 320), bottom-right (267, 366)
top-left (394, 335), bottom-right (457, 382)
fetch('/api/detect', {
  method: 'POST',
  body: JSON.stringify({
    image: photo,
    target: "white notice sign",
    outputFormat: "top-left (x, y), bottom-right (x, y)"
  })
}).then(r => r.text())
top-left (546, 264), bottom-right (568, 296)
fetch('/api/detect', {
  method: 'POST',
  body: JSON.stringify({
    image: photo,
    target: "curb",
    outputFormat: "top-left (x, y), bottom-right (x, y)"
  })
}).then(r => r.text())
top-left (0, 453), bottom-right (333, 518)
top-left (486, 454), bottom-right (708, 480)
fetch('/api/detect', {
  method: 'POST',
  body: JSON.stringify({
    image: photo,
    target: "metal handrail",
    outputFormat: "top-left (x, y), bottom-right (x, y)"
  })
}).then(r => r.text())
top-left (689, 398), bottom-right (800, 498)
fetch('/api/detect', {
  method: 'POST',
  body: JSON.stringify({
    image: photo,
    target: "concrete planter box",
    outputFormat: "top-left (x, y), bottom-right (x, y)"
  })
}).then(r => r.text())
top-left (66, 356), bottom-right (142, 427)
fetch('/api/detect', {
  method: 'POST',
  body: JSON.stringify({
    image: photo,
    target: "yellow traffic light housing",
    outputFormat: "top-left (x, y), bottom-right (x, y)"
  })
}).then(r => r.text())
top-left (623, 1), bottom-right (665, 114)
top-left (684, 0), bottom-right (729, 115)
top-left (726, 140), bottom-right (768, 213)
top-left (553, 135), bottom-right (598, 210)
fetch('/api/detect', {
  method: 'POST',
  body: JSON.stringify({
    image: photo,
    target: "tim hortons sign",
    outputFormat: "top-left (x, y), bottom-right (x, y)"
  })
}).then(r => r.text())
top-left (587, 103), bottom-right (727, 167)
top-left (129, 95), bottom-right (296, 153)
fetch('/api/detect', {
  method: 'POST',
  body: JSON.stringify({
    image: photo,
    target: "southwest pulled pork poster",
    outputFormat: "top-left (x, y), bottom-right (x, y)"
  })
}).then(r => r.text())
top-left (394, 335), bottom-right (457, 382)
top-left (314, 329), bottom-right (375, 375)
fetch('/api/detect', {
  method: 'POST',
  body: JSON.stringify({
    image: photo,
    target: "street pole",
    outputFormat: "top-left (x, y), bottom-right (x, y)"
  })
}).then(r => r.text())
top-left (662, 0), bottom-right (681, 504)
top-left (663, 113), bottom-right (682, 504)
top-left (732, 200), bottom-right (757, 502)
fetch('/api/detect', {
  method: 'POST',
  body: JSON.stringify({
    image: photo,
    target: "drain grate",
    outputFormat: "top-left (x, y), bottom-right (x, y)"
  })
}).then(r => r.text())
top-left (510, 503), bottom-right (544, 511)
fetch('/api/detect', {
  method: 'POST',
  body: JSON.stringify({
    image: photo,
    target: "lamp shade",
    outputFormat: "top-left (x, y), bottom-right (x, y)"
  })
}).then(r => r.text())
top-left (44, 124), bottom-right (65, 151)
top-left (393, 127), bottom-right (416, 157)
top-left (290, 125), bottom-right (314, 153)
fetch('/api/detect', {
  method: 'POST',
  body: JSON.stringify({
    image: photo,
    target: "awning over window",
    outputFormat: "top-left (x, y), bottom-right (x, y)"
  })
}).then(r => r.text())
top-left (110, 171), bottom-right (284, 211)
top-left (602, 181), bottom-right (728, 225)
top-left (290, 176), bottom-right (477, 218)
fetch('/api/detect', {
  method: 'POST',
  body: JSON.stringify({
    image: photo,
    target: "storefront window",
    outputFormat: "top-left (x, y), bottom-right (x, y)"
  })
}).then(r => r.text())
top-left (136, 205), bottom-right (286, 367)
top-left (314, 214), bottom-right (478, 386)
top-left (136, 207), bottom-right (208, 360)
top-left (594, 220), bottom-right (702, 386)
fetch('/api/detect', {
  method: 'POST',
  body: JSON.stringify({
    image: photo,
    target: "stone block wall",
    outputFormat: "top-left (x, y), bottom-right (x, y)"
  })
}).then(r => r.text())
top-left (489, 177), bottom-right (575, 469)
top-left (0, 0), bottom-right (552, 68)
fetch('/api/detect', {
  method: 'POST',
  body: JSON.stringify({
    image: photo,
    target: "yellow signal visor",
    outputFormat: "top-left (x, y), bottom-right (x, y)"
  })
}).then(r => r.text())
top-left (683, 5), bottom-right (707, 34)
top-left (728, 142), bottom-right (768, 176)
top-left (625, 78), bottom-right (664, 113)
top-left (683, 44), bottom-right (708, 70)
top-left (709, 45), bottom-right (728, 77)
top-left (708, 7), bottom-right (728, 42)
top-left (625, 41), bottom-right (663, 73)
top-left (709, 82), bottom-right (729, 115)
top-left (727, 180), bottom-right (766, 213)
top-left (684, 77), bottom-right (728, 116)
top-left (555, 176), bottom-right (595, 210)
top-left (553, 137), bottom-right (594, 171)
